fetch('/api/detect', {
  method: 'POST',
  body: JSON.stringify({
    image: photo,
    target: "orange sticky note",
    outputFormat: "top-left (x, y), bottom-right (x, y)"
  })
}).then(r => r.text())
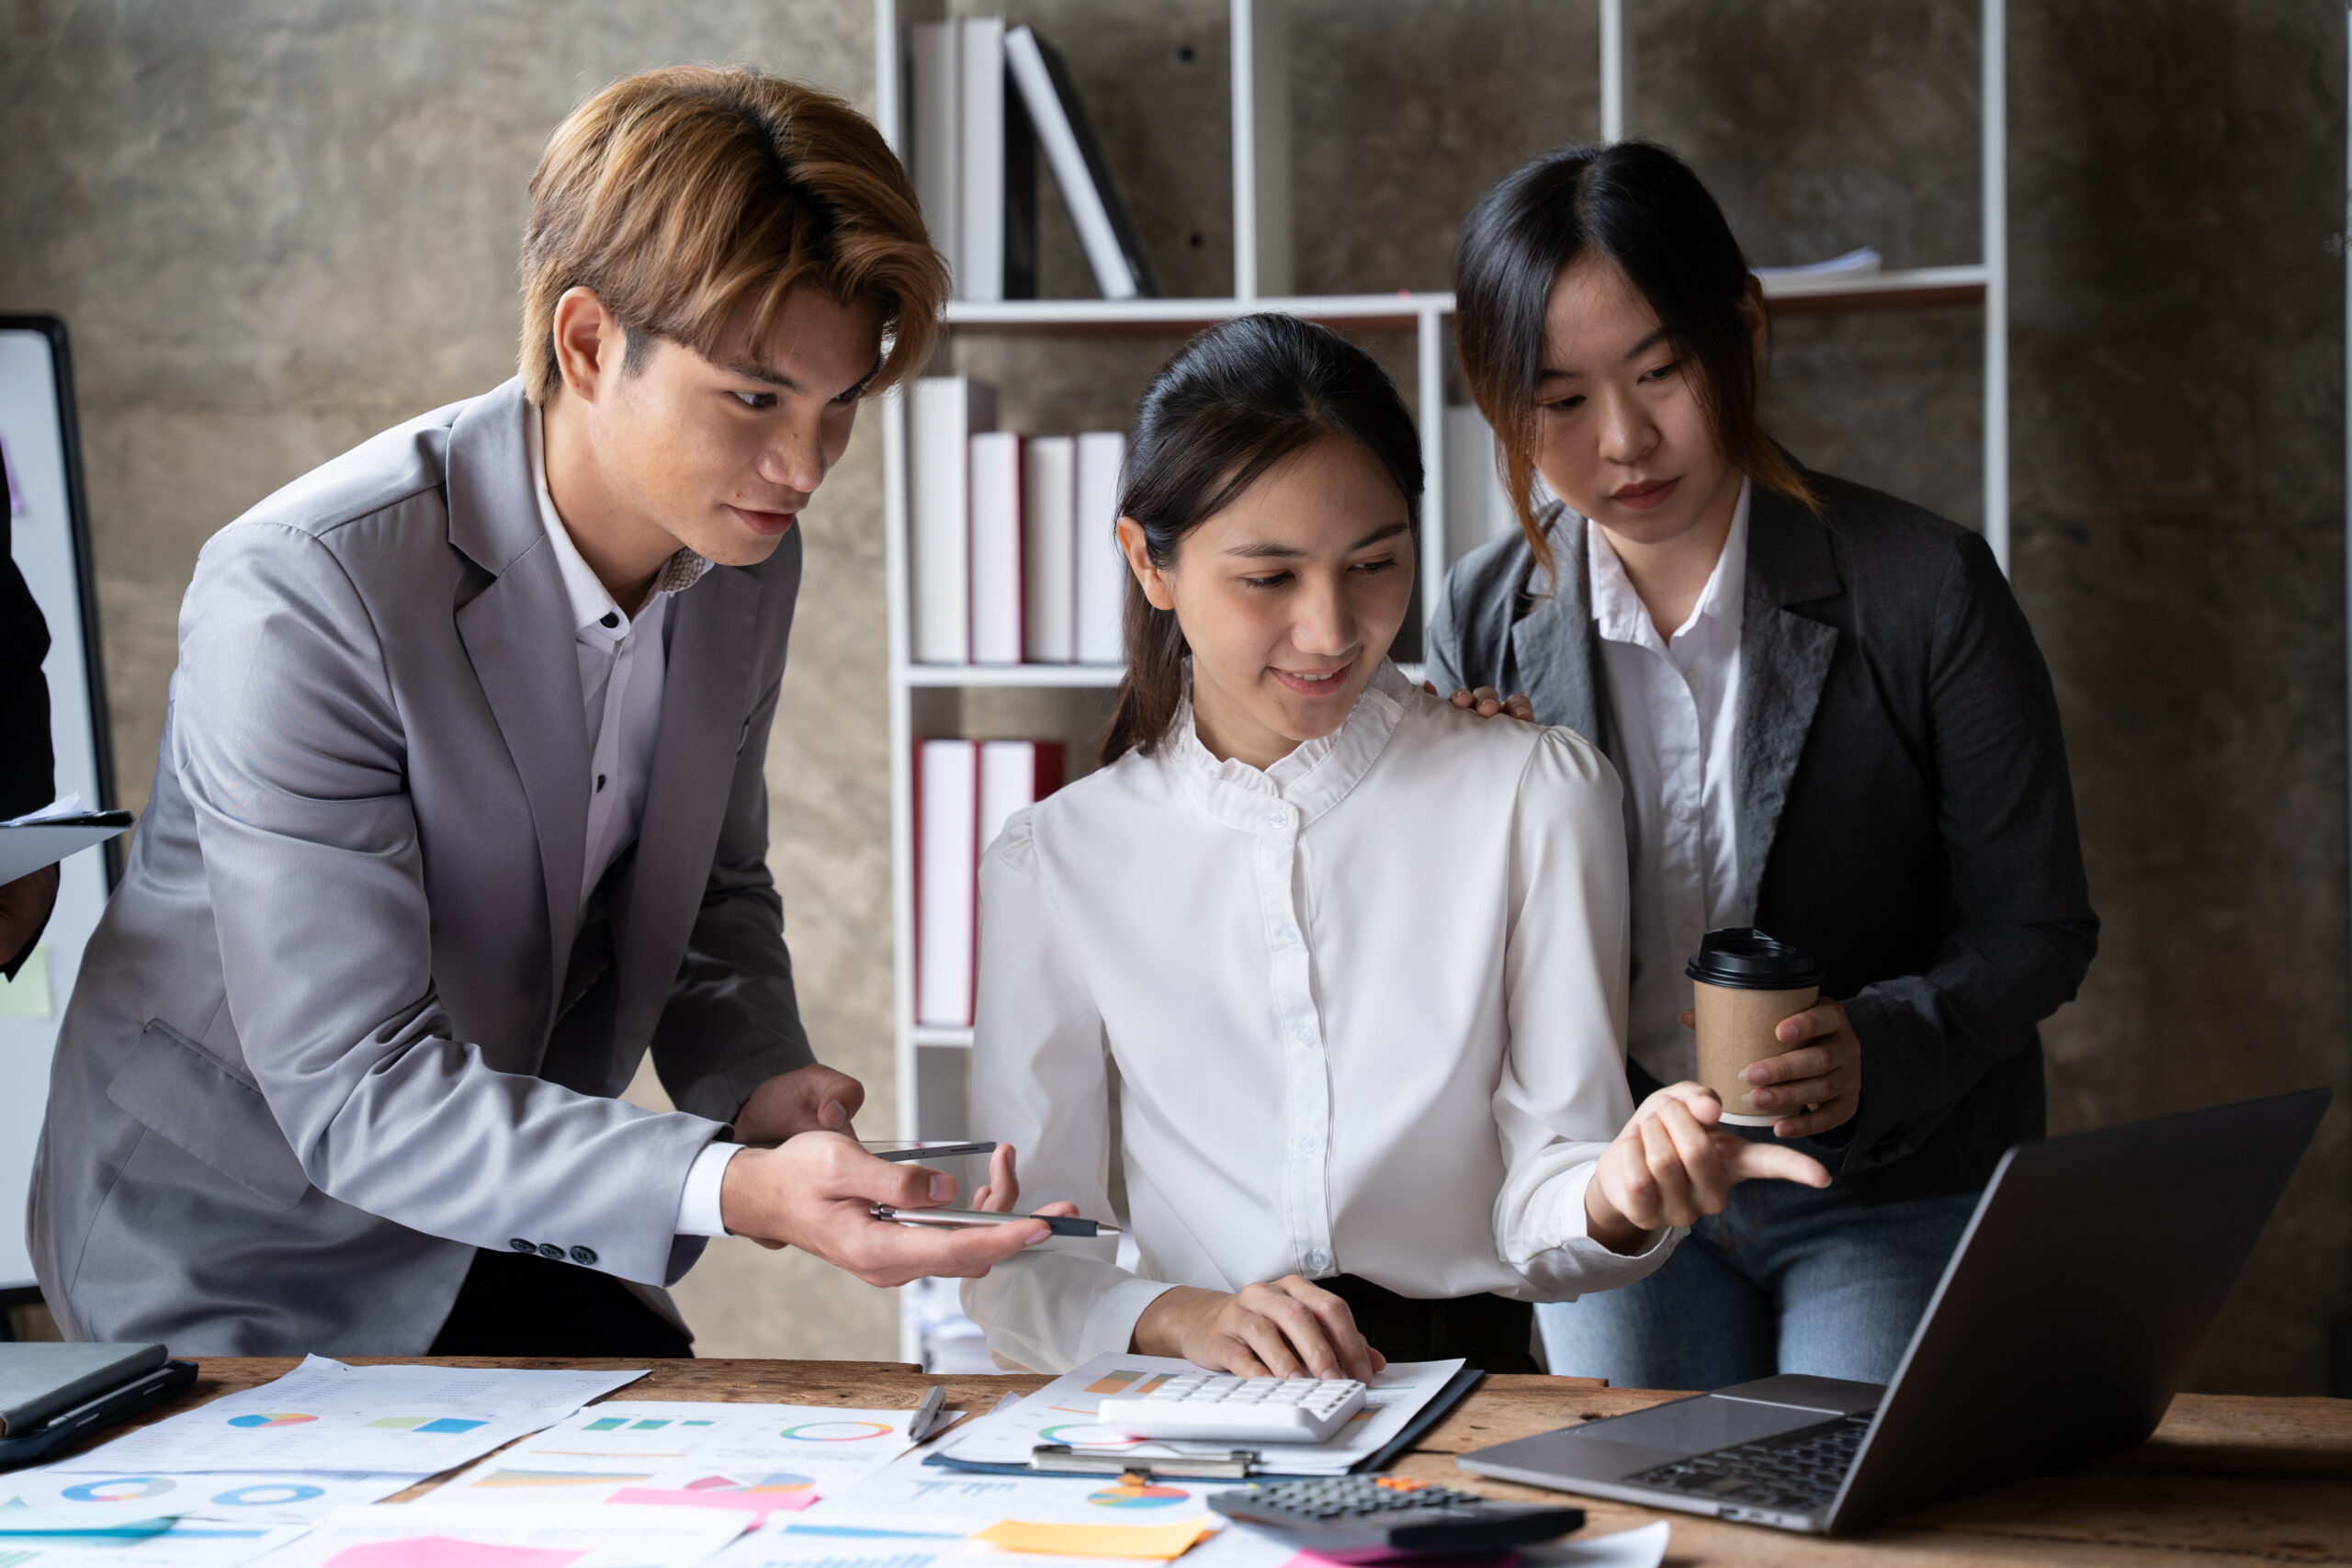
top-left (971, 1517), bottom-right (1214, 1559)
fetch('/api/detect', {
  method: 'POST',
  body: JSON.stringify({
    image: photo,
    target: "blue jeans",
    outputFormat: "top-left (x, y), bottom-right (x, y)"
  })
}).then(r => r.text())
top-left (1538, 1145), bottom-right (1979, 1390)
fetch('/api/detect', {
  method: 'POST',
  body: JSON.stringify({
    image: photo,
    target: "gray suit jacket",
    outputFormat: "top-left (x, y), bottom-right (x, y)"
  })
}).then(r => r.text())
top-left (1429, 470), bottom-right (2098, 1204)
top-left (31, 379), bottom-right (815, 1352)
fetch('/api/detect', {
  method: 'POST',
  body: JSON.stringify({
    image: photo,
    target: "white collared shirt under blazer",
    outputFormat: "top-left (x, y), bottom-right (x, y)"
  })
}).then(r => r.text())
top-left (962, 662), bottom-right (1678, 1373)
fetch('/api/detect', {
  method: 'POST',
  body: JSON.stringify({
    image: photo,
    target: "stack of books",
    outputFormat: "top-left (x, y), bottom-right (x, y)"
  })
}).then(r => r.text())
top-left (914, 738), bottom-right (1066, 1029)
top-left (910, 377), bottom-right (1130, 667)
top-left (911, 17), bottom-right (1156, 301)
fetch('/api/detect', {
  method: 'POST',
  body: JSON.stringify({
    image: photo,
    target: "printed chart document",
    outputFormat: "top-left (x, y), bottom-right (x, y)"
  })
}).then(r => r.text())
top-left (0, 1515), bottom-right (313, 1568)
top-left (931, 1354), bottom-right (1466, 1477)
top-left (251, 1502), bottom-right (752, 1568)
top-left (0, 1470), bottom-right (413, 1521)
top-left (51, 1358), bottom-right (643, 1476)
top-left (806, 1461), bottom-right (1228, 1534)
top-left (435, 1404), bottom-right (922, 1517)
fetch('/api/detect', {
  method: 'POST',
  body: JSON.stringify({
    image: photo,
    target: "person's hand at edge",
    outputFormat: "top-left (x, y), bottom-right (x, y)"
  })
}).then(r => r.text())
top-left (1584, 1081), bottom-right (1830, 1255)
top-left (0, 864), bottom-right (58, 974)
top-left (733, 1063), bottom-right (865, 1145)
top-left (1421, 681), bottom-right (1534, 722)
top-left (969, 1143), bottom-right (1080, 1222)
top-left (1132, 1278), bottom-right (1385, 1383)
top-left (718, 1131), bottom-right (1048, 1284)
top-left (1674, 999), bottom-right (1860, 1140)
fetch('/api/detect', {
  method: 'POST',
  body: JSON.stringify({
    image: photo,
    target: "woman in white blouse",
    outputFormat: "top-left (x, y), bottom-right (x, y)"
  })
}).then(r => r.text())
top-left (964, 313), bottom-right (1826, 1379)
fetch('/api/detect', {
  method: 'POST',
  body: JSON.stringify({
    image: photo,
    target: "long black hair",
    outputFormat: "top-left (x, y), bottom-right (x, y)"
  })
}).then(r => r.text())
top-left (1453, 141), bottom-right (1815, 586)
top-left (1100, 312), bottom-right (1424, 767)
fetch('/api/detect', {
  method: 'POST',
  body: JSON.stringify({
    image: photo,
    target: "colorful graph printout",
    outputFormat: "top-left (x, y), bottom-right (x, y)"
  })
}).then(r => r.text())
top-left (1086, 1482), bottom-right (1190, 1509)
top-left (50, 1358), bottom-right (641, 1478)
top-left (0, 1471), bottom-right (417, 1522)
top-left (442, 1405), bottom-right (916, 1515)
top-left (257, 1504), bottom-right (752, 1568)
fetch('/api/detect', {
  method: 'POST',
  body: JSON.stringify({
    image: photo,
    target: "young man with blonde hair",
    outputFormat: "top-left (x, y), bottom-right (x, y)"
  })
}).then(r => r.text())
top-left (32, 67), bottom-right (1046, 1356)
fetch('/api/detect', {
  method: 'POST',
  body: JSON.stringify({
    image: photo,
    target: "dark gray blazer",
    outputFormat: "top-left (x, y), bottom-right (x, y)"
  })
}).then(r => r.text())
top-left (1428, 470), bottom-right (2097, 1205)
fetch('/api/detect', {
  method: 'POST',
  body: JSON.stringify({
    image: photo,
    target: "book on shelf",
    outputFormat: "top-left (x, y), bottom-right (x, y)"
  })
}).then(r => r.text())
top-left (910, 19), bottom-right (961, 290)
top-left (910, 377), bottom-right (999, 664)
top-left (910, 378), bottom-right (1127, 669)
top-left (957, 16), bottom-right (1035, 302)
top-left (1074, 431), bottom-right (1127, 663)
top-left (1022, 435), bottom-right (1077, 662)
top-left (914, 738), bottom-right (979, 1029)
top-left (1004, 24), bottom-right (1158, 301)
top-left (910, 15), bottom-right (1150, 302)
top-left (968, 430), bottom-right (1025, 665)
top-left (915, 738), bottom-right (1067, 1030)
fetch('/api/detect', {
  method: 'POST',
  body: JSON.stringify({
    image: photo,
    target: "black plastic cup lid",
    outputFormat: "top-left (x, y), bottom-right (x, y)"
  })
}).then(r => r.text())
top-left (1684, 927), bottom-right (1825, 990)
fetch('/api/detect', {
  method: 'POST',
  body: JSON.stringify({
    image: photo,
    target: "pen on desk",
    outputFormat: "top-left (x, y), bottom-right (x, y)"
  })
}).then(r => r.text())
top-left (869, 1203), bottom-right (1121, 1238)
top-left (907, 1383), bottom-right (948, 1443)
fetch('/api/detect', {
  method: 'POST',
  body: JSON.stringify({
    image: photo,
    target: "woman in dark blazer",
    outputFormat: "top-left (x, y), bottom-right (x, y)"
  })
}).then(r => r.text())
top-left (1428, 141), bottom-right (2097, 1388)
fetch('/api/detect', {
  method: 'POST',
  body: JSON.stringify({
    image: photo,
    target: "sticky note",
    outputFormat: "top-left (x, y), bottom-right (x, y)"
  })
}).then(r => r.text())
top-left (972, 1517), bottom-right (1213, 1559)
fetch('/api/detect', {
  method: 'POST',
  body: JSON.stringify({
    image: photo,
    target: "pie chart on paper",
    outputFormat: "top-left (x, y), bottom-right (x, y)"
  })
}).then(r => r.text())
top-left (1089, 1480), bottom-right (1190, 1509)
top-left (226, 1413), bottom-right (318, 1428)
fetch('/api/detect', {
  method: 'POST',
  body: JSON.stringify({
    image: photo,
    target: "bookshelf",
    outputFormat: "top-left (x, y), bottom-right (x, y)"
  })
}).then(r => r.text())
top-left (870, 0), bottom-right (2009, 1364)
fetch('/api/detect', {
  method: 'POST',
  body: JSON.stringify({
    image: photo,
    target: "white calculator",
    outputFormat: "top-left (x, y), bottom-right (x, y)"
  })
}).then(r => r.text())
top-left (1097, 1373), bottom-right (1368, 1443)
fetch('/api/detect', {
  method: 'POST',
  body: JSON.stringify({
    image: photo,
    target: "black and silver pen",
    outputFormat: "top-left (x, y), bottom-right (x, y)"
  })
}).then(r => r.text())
top-left (870, 1203), bottom-right (1121, 1238)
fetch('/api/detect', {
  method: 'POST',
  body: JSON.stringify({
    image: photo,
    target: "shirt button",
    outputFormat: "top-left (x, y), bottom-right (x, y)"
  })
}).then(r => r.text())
top-left (600, 611), bottom-right (620, 629)
top-left (508, 1237), bottom-right (537, 1254)
top-left (570, 1246), bottom-right (598, 1266)
top-left (1294, 1023), bottom-right (1315, 1046)
top-left (1298, 1135), bottom-right (1319, 1154)
top-left (595, 774), bottom-right (607, 793)
top-left (1305, 1250), bottom-right (1329, 1273)
top-left (537, 1243), bottom-right (565, 1260)
top-left (1278, 922), bottom-right (1300, 944)
top-left (1674, 799), bottom-right (1697, 821)
top-left (1265, 807), bottom-right (1288, 829)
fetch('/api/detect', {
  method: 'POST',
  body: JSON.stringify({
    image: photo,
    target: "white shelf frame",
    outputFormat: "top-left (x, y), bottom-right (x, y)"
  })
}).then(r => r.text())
top-left (871, 0), bottom-right (2007, 1362)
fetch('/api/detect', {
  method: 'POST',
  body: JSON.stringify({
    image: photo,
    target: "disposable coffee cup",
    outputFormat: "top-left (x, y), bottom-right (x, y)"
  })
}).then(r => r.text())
top-left (1685, 928), bottom-right (1826, 1128)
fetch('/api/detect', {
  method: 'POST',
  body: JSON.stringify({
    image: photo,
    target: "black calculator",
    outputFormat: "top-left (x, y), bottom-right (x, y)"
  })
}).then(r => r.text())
top-left (1208, 1474), bottom-right (1586, 1558)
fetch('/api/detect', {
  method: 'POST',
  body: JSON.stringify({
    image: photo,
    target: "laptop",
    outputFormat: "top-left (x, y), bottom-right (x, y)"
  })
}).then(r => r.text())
top-left (1460, 1087), bottom-right (2331, 1534)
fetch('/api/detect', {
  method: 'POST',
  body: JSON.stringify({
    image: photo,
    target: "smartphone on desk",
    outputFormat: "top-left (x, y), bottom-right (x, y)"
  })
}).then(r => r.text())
top-left (860, 1140), bottom-right (999, 1162)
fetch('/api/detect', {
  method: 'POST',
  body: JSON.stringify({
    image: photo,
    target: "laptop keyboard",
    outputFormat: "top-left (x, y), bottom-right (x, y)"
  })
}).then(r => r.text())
top-left (1623, 1412), bottom-right (1873, 1514)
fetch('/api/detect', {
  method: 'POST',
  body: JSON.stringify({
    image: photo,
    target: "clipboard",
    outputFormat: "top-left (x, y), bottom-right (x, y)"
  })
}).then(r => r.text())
top-left (921, 1364), bottom-right (1485, 1483)
top-left (0, 812), bottom-right (131, 885)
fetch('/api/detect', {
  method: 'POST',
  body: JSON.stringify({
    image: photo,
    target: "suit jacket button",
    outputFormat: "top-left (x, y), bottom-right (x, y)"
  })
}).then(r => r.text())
top-left (537, 1243), bottom-right (564, 1259)
top-left (570, 1246), bottom-right (597, 1266)
top-left (510, 1237), bottom-right (537, 1253)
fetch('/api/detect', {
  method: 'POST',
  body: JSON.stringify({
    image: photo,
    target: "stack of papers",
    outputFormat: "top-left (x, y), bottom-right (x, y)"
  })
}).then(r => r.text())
top-left (433, 1404), bottom-right (923, 1518)
top-left (929, 1353), bottom-right (1466, 1476)
top-left (1, 1358), bottom-right (646, 1568)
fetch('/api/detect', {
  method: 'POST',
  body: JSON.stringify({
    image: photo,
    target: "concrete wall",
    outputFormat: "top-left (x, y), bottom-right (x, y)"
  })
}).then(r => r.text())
top-left (3, 0), bottom-right (2346, 1390)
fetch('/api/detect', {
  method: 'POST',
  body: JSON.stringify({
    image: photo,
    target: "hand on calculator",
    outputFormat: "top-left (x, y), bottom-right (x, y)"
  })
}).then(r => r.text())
top-left (1130, 1277), bottom-right (1386, 1383)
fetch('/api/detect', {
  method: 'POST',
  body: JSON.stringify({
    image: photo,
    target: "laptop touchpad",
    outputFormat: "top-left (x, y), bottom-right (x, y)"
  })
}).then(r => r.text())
top-left (1577, 1395), bottom-right (1829, 1456)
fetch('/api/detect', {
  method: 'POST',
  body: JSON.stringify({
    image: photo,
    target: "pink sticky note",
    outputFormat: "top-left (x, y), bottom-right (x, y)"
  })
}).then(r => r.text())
top-left (603, 1488), bottom-right (819, 1517)
top-left (324, 1540), bottom-right (585, 1568)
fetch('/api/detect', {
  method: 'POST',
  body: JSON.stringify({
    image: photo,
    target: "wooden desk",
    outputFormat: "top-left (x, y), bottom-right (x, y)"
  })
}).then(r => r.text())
top-left (85, 1360), bottom-right (2352, 1566)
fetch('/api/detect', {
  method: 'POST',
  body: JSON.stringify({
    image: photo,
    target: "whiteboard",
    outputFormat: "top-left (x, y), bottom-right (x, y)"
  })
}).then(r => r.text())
top-left (0, 316), bottom-right (117, 1292)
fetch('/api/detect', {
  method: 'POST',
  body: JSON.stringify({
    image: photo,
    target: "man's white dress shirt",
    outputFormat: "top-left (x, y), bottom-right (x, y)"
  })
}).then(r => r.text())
top-left (524, 410), bottom-right (737, 1238)
top-left (1589, 480), bottom-right (1751, 1088)
top-left (961, 662), bottom-right (1676, 1372)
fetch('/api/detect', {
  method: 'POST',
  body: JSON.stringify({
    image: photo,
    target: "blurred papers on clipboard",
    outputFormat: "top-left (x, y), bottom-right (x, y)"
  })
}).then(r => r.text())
top-left (923, 1353), bottom-right (1476, 1480)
